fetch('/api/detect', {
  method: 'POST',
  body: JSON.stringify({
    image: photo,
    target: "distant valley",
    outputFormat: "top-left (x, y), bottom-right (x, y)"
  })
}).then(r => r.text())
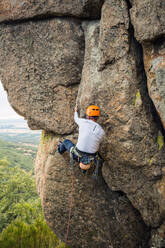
top-left (0, 118), bottom-right (41, 171)
top-left (0, 118), bottom-right (41, 145)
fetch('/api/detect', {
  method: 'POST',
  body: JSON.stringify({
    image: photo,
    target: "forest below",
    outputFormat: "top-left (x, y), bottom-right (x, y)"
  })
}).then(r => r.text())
top-left (0, 136), bottom-right (67, 248)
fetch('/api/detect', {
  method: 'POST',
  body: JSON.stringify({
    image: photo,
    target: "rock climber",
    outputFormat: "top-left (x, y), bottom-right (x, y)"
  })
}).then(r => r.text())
top-left (58, 104), bottom-right (105, 173)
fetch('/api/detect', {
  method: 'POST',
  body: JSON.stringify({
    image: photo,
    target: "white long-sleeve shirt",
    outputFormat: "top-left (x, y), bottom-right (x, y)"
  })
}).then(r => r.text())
top-left (74, 112), bottom-right (105, 154)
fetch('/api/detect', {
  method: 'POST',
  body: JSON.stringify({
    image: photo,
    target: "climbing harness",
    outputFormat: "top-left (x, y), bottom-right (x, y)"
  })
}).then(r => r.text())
top-left (70, 146), bottom-right (96, 162)
top-left (70, 146), bottom-right (104, 180)
top-left (70, 146), bottom-right (95, 171)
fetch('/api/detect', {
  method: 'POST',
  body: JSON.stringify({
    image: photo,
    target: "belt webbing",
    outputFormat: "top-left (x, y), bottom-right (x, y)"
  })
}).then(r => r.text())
top-left (70, 147), bottom-right (96, 160)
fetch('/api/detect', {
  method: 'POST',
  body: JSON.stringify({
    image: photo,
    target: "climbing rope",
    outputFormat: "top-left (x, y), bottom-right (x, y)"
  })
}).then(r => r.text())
top-left (65, 170), bottom-right (75, 247)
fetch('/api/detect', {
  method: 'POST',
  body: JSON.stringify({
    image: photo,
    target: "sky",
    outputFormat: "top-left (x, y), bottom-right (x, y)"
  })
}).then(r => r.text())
top-left (0, 81), bottom-right (22, 120)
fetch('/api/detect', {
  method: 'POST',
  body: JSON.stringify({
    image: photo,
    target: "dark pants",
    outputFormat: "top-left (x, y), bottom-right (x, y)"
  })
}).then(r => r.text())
top-left (58, 139), bottom-right (103, 176)
top-left (58, 139), bottom-right (78, 161)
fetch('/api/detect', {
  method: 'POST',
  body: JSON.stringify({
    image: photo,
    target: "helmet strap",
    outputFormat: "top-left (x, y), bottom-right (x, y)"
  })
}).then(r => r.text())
top-left (87, 116), bottom-right (98, 122)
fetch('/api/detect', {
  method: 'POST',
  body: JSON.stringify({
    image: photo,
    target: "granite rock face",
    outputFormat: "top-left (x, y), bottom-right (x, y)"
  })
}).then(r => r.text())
top-left (98, 0), bottom-right (129, 70)
top-left (130, 0), bottom-right (165, 42)
top-left (35, 131), bottom-right (149, 248)
top-left (0, 19), bottom-right (84, 134)
top-left (0, 0), bottom-right (165, 247)
top-left (78, 20), bottom-right (165, 229)
top-left (0, 0), bottom-right (103, 22)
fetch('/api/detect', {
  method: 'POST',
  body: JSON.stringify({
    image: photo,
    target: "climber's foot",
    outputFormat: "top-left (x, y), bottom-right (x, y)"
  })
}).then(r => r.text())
top-left (57, 141), bottom-right (65, 154)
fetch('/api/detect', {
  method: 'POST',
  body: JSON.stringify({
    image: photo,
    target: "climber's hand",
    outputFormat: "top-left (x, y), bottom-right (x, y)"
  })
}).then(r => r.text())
top-left (75, 104), bottom-right (78, 112)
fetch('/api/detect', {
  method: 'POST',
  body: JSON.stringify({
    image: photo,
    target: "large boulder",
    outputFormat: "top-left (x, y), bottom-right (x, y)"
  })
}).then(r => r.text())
top-left (0, 19), bottom-right (84, 134)
top-left (77, 20), bottom-right (165, 228)
top-left (130, 0), bottom-right (165, 42)
top-left (0, 0), bottom-right (165, 246)
top-left (35, 131), bottom-right (149, 248)
top-left (0, 0), bottom-right (103, 22)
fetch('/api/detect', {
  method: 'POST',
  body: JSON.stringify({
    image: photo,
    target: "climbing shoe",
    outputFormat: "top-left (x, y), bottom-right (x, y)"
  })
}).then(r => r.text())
top-left (57, 141), bottom-right (65, 154)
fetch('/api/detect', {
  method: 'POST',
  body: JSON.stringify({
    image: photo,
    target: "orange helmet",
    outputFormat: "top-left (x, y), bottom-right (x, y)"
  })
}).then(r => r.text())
top-left (86, 105), bottom-right (100, 117)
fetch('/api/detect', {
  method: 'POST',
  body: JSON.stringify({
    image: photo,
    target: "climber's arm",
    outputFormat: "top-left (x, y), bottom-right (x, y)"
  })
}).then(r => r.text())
top-left (74, 104), bottom-right (84, 126)
top-left (74, 104), bottom-right (78, 112)
top-left (74, 111), bottom-right (80, 125)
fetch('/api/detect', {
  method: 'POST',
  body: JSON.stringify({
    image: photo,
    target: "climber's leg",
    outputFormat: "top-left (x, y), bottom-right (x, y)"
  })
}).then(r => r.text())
top-left (58, 139), bottom-right (75, 154)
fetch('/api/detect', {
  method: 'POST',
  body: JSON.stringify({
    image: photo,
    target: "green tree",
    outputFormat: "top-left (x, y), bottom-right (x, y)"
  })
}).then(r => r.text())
top-left (0, 159), bottom-right (68, 248)
top-left (0, 212), bottom-right (65, 248)
top-left (0, 159), bottom-right (37, 231)
top-left (0, 138), bottom-right (36, 172)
